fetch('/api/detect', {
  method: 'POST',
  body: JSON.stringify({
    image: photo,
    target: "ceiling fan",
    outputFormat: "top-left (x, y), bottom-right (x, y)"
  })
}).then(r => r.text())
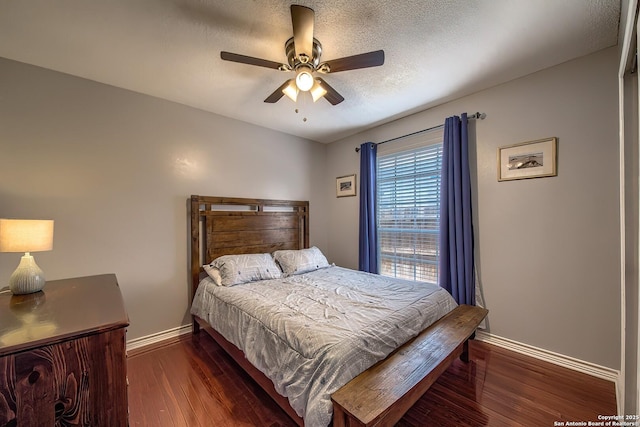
top-left (220, 5), bottom-right (385, 106)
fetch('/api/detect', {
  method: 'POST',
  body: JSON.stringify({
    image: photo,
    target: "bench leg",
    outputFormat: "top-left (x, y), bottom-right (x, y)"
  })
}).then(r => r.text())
top-left (460, 339), bottom-right (470, 362)
top-left (333, 405), bottom-right (346, 427)
top-left (333, 404), bottom-right (365, 427)
top-left (460, 332), bottom-right (476, 363)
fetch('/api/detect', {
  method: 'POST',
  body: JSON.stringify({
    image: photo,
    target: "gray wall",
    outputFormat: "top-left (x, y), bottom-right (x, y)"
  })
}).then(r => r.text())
top-left (0, 57), bottom-right (328, 340)
top-left (325, 47), bottom-right (620, 369)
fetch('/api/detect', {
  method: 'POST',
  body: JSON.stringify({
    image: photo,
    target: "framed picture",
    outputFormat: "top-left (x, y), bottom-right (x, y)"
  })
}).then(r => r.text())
top-left (336, 174), bottom-right (357, 197)
top-left (497, 137), bottom-right (557, 181)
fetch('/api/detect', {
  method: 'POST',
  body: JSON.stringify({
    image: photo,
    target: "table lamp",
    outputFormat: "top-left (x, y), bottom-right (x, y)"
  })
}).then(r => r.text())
top-left (0, 219), bottom-right (54, 294)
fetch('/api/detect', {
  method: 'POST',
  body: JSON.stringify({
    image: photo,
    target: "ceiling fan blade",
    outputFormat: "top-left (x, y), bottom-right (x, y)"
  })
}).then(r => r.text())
top-left (316, 78), bottom-right (344, 105)
top-left (321, 50), bottom-right (385, 73)
top-left (221, 51), bottom-right (283, 70)
top-left (264, 80), bottom-right (291, 103)
top-left (291, 5), bottom-right (314, 59)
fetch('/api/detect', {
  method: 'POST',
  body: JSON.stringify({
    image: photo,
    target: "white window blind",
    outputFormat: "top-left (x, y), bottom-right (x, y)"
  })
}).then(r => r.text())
top-left (377, 131), bottom-right (443, 284)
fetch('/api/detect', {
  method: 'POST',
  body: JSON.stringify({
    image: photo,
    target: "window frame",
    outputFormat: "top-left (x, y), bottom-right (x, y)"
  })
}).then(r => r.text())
top-left (376, 128), bottom-right (444, 284)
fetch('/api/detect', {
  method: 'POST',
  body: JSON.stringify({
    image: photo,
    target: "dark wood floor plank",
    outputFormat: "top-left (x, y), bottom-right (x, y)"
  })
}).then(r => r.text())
top-left (155, 348), bottom-right (214, 426)
top-left (199, 336), bottom-right (298, 427)
top-left (190, 335), bottom-right (284, 426)
top-left (127, 334), bottom-right (616, 427)
top-left (468, 345), bottom-right (615, 423)
top-left (129, 354), bottom-right (182, 426)
top-left (149, 361), bottom-right (193, 426)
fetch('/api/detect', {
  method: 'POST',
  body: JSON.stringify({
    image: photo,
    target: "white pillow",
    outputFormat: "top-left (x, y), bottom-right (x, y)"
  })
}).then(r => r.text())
top-left (273, 246), bottom-right (330, 276)
top-left (203, 253), bottom-right (282, 286)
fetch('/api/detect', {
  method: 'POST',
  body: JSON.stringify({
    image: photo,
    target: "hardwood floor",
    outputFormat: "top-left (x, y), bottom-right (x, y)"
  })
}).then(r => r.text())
top-left (127, 333), bottom-right (616, 426)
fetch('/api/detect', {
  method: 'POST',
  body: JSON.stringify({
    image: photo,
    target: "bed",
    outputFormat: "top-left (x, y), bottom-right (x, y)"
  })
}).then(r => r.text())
top-left (188, 195), bottom-right (484, 427)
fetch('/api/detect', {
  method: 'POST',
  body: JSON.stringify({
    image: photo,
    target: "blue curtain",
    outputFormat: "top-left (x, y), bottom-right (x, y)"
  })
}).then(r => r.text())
top-left (359, 142), bottom-right (378, 273)
top-left (439, 113), bottom-right (475, 305)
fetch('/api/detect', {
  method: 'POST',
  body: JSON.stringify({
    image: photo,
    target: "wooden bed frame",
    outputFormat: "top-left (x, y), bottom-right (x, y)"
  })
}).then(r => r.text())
top-left (189, 195), bottom-right (487, 427)
top-left (189, 195), bottom-right (309, 425)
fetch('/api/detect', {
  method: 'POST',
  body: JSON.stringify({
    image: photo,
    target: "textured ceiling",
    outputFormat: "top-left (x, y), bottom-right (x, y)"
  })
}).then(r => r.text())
top-left (0, 0), bottom-right (621, 143)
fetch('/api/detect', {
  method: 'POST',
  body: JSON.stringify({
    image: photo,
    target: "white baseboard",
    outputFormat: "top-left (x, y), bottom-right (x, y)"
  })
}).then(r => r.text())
top-left (475, 331), bottom-right (620, 384)
top-left (126, 324), bottom-right (192, 352)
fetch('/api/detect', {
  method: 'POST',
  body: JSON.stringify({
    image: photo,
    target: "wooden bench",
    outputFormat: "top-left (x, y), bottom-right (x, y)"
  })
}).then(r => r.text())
top-left (331, 304), bottom-right (488, 427)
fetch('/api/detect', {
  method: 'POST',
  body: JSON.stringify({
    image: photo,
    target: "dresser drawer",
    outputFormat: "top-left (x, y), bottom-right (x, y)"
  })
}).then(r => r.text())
top-left (0, 274), bottom-right (129, 426)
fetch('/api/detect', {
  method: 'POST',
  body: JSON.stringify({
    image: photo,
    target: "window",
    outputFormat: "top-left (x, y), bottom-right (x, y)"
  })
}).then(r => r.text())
top-left (377, 131), bottom-right (443, 284)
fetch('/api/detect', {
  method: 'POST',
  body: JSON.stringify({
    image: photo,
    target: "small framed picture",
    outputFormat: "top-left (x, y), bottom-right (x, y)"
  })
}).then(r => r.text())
top-left (498, 137), bottom-right (557, 181)
top-left (336, 174), bottom-right (357, 197)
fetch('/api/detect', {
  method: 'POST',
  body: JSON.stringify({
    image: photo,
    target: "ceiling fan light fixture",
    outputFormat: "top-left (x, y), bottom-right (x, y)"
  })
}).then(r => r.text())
top-left (282, 79), bottom-right (299, 102)
top-left (310, 80), bottom-right (327, 102)
top-left (295, 69), bottom-right (314, 91)
top-left (221, 6), bottom-right (384, 106)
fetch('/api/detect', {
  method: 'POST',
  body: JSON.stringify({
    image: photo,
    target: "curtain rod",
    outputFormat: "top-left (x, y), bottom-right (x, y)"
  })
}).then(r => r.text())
top-left (355, 112), bottom-right (486, 152)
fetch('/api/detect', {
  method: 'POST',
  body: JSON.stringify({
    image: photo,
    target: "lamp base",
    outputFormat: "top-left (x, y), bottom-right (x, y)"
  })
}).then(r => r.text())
top-left (9, 253), bottom-right (46, 295)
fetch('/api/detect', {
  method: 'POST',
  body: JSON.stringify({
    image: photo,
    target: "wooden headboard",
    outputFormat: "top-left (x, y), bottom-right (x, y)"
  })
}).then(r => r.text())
top-left (189, 195), bottom-right (309, 300)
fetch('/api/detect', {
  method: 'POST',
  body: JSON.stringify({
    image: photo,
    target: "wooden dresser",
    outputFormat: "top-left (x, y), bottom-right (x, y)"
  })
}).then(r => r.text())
top-left (0, 274), bottom-right (129, 426)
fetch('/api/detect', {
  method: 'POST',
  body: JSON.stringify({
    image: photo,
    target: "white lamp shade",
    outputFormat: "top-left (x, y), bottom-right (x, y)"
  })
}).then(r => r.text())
top-left (282, 79), bottom-right (299, 102)
top-left (0, 219), bottom-right (54, 253)
top-left (310, 80), bottom-right (327, 102)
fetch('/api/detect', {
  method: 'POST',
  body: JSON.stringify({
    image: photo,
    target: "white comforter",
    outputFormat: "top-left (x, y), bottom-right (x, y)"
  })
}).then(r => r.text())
top-left (190, 265), bottom-right (457, 427)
